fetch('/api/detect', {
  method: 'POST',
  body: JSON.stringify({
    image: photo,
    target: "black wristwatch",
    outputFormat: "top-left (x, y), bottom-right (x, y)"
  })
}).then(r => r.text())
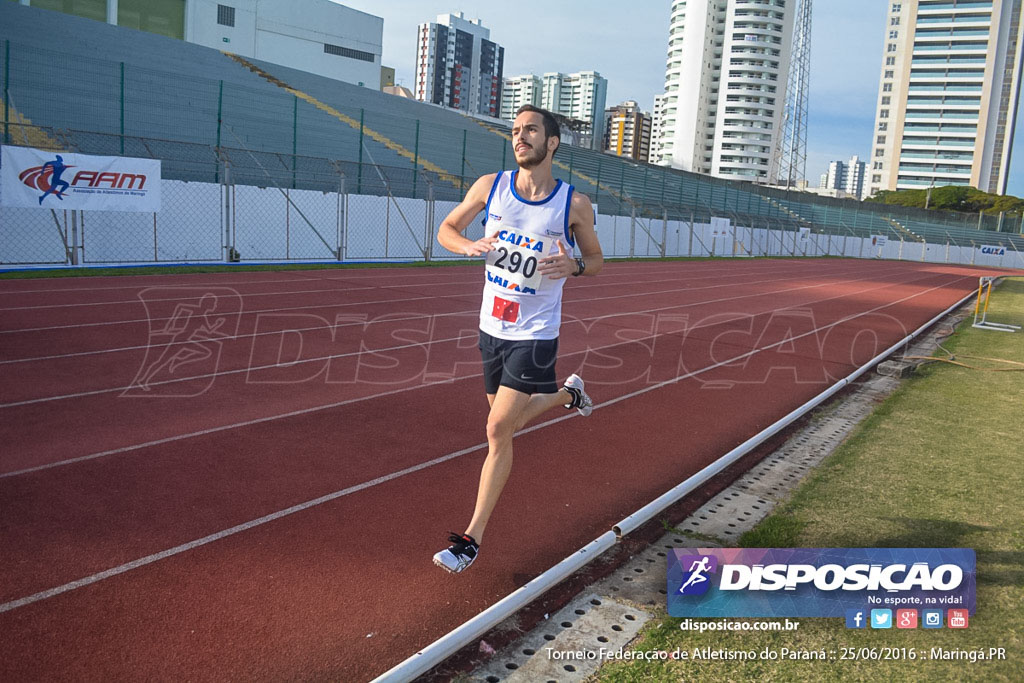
top-left (572, 258), bottom-right (586, 277)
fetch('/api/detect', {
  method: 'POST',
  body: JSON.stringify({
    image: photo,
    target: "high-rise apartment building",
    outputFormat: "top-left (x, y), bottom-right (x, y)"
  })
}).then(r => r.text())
top-left (650, 93), bottom-right (669, 163)
top-left (414, 12), bottom-right (504, 117)
top-left (499, 71), bottom-right (608, 149)
top-left (867, 0), bottom-right (1023, 196)
top-left (819, 155), bottom-right (867, 198)
top-left (500, 74), bottom-right (543, 119)
top-left (654, 0), bottom-right (796, 183)
top-left (604, 101), bottom-right (652, 162)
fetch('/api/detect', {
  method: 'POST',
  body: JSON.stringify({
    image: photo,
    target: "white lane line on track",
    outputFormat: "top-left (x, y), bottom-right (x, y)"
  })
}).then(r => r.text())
top-left (0, 274), bottom-right (972, 614)
top-left (0, 264), bottom-right (920, 407)
top-left (0, 263), bottom-right (816, 345)
top-left (0, 265), bottom-right (735, 334)
top-left (0, 262), bottom-right (893, 365)
top-left (0, 260), bottom-right (816, 328)
top-left (1, 268), bottom-right (958, 477)
top-left (0, 273), bottom-right (380, 296)
top-left (0, 261), bottom-right (679, 295)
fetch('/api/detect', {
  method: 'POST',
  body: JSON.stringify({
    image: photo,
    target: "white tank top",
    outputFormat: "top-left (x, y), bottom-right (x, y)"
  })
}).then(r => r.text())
top-left (478, 170), bottom-right (575, 340)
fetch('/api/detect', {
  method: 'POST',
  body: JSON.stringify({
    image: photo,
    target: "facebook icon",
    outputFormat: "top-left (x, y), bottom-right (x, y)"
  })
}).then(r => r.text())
top-left (845, 609), bottom-right (866, 629)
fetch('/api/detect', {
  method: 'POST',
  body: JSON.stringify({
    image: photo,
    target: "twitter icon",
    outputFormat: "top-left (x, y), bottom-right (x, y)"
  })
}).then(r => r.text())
top-left (870, 609), bottom-right (892, 629)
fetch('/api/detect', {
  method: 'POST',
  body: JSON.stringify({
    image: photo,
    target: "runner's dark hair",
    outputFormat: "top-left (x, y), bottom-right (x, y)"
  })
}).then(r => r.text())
top-left (515, 105), bottom-right (560, 146)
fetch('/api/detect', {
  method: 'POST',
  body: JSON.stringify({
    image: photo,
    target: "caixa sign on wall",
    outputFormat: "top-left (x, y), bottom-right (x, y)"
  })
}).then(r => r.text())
top-left (978, 245), bottom-right (1006, 257)
top-left (667, 548), bottom-right (975, 618)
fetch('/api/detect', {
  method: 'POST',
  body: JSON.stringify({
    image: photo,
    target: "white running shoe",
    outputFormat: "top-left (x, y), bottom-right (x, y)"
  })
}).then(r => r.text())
top-left (563, 374), bottom-right (593, 417)
top-left (433, 533), bottom-right (480, 574)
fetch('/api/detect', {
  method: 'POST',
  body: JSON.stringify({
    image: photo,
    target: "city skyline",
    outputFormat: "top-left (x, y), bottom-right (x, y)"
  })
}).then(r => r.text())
top-left (337, 0), bottom-right (1024, 197)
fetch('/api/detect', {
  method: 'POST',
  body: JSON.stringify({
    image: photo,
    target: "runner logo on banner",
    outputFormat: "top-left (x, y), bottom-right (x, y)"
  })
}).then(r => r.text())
top-left (798, 227), bottom-right (811, 241)
top-left (710, 216), bottom-right (732, 238)
top-left (1, 145), bottom-right (161, 212)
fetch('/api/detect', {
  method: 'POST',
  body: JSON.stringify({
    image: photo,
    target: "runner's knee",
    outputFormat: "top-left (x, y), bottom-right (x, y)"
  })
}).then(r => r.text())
top-left (485, 414), bottom-right (516, 444)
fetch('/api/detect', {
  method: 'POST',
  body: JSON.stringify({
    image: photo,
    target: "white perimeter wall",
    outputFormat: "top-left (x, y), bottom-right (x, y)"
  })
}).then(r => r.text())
top-left (1, 180), bottom-right (1022, 270)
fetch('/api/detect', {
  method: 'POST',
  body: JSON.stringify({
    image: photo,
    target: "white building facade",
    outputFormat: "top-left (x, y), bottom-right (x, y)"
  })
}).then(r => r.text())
top-left (649, 93), bottom-right (669, 164)
top-left (499, 74), bottom-right (543, 119)
top-left (654, 0), bottom-right (795, 183)
top-left (499, 71), bottom-right (607, 150)
top-left (868, 0), bottom-right (1024, 196)
top-left (414, 12), bottom-right (504, 118)
top-left (820, 155), bottom-right (867, 199)
top-left (15, 0), bottom-right (385, 87)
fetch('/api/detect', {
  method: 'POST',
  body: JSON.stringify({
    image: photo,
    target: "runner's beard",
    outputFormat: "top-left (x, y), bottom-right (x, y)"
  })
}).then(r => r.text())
top-left (516, 142), bottom-right (547, 169)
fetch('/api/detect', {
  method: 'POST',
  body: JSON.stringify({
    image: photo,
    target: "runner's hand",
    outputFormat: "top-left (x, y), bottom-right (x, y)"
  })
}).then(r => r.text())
top-left (538, 240), bottom-right (575, 279)
top-left (463, 234), bottom-right (498, 256)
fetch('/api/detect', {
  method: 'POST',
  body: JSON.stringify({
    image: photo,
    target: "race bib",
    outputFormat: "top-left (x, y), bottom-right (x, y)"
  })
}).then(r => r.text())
top-left (485, 227), bottom-right (545, 294)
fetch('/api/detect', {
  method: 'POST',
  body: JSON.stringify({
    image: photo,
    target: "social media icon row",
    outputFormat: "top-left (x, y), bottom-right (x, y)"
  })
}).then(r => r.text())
top-left (845, 608), bottom-right (968, 629)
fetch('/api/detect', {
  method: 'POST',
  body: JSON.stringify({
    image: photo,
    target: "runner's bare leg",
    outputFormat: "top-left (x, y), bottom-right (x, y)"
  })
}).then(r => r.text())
top-left (514, 390), bottom-right (572, 430)
top-left (465, 386), bottom-right (532, 543)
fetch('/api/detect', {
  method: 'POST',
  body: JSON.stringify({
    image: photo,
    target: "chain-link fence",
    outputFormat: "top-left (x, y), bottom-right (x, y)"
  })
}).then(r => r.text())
top-left (3, 126), bottom-right (1022, 270)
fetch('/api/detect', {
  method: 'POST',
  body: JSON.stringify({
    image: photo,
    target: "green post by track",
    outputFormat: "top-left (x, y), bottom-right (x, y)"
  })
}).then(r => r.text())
top-left (3, 40), bottom-right (9, 144)
top-left (357, 108), bottom-right (364, 194)
top-left (618, 163), bottom-right (625, 212)
top-left (215, 80), bottom-right (223, 182)
top-left (640, 165), bottom-right (648, 216)
top-left (568, 150), bottom-right (573, 186)
top-left (412, 119), bottom-right (420, 199)
top-left (292, 95), bottom-right (298, 190)
top-left (460, 129), bottom-right (467, 193)
top-left (120, 62), bottom-right (125, 155)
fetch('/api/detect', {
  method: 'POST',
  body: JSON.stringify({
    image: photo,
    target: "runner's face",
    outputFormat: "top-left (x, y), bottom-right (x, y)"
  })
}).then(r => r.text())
top-left (512, 112), bottom-right (553, 168)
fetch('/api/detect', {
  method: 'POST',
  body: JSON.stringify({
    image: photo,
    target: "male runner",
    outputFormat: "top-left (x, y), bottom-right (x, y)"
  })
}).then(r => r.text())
top-left (432, 105), bottom-right (604, 573)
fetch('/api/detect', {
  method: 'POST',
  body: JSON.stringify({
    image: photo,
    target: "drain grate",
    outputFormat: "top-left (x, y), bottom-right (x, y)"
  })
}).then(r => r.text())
top-left (470, 593), bottom-right (652, 682)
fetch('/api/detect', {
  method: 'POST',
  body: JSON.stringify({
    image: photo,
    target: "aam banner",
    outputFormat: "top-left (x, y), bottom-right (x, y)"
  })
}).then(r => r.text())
top-left (668, 548), bottom-right (976, 618)
top-left (1, 145), bottom-right (160, 212)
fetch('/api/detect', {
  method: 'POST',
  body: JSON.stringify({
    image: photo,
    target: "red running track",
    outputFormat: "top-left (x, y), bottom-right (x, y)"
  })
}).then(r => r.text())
top-left (0, 259), bottom-right (1016, 681)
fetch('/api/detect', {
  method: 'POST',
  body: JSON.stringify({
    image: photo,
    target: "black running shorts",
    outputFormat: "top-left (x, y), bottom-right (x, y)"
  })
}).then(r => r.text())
top-left (479, 330), bottom-right (559, 395)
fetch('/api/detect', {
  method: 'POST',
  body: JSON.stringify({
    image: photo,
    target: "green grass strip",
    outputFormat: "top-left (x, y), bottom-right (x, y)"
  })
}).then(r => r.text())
top-left (597, 277), bottom-right (1024, 682)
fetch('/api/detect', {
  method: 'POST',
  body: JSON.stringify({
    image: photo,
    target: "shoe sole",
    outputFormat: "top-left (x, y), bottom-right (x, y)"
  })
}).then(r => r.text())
top-left (433, 556), bottom-right (459, 574)
top-left (433, 552), bottom-right (475, 574)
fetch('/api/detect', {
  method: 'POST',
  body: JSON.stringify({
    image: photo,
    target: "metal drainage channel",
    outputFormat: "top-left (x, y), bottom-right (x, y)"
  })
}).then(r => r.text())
top-left (373, 286), bottom-right (982, 683)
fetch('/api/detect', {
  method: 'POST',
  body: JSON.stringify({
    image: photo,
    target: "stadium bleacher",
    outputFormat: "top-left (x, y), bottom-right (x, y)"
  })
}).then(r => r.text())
top-left (1, 0), bottom-right (1022, 252)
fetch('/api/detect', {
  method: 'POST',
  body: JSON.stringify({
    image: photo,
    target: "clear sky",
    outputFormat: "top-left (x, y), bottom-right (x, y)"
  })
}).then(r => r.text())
top-left (338, 1), bottom-right (1024, 198)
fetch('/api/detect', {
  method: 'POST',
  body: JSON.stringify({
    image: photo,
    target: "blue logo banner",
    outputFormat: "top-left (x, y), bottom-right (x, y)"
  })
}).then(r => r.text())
top-left (667, 548), bottom-right (975, 618)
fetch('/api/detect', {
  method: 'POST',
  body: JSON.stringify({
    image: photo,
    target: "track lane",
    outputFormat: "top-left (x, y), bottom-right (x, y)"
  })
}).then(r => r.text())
top-left (0, 260), bottom-right (1016, 682)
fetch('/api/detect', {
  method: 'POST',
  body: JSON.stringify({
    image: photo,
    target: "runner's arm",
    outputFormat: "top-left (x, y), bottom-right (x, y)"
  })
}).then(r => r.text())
top-left (437, 174), bottom-right (500, 257)
top-left (537, 192), bottom-right (603, 279)
top-left (569, 192), bottom-right (603, 276)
